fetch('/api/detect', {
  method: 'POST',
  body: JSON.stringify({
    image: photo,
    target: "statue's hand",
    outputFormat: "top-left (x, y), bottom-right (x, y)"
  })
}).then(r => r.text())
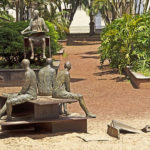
top-left (46, 29), bottom-right (49, 32)
top-left (21, 30), bottom-right (25, 35)
top-left (18, 92), bottom-right (22, 95)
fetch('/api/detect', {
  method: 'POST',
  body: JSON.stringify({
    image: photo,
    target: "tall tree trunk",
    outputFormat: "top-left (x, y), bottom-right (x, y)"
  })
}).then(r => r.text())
top-left (69, 0), bottom-right (80, 26)
top-left (138, 0), bottom-right (142, 14)
top-left (134, 0), bottom-right (138, 14)
top-left (144, 0), bottom-right (150, 13)
top-left (19, 0), bottom-right (24, 21)
top-left (15, 0), bottom-right (19, 22)
top-left (89, 0), bottom-right (95, 35)
top-left (129, 0), bottom-right (134, 14)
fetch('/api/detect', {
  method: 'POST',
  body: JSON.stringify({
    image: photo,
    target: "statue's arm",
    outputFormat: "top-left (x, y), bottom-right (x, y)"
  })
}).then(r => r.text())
top-left (21, 20), bottom-right (32, 34)
top-left (42, 18), bottom-right (49, 32)
top-left (65, 72), bottom-right (71, 92)
top-left (52, 70), bottom-right (56, 88)
top-left (19, 72), bottom-right (30, 94)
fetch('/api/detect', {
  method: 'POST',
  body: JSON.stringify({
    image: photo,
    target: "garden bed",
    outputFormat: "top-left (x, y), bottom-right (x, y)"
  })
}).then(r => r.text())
top-left (58, 39), bottom-right (68, 46)
top-left (125, 66), bottom-right (150, 89)
top-left (0, 60), bottom-right (60, 87)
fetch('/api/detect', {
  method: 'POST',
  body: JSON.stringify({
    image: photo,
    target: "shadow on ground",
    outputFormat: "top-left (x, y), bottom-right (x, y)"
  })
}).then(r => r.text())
top-left (71, 78), bottom-right (86, 83)
top-left (67, 41), bottom-right (101, 46)
top-left (84, 51), bottom-right (99, 55)
top-left (111, 77), bottom-right (127, 82)
top-left (81, 56), bottom-right (99, 59)
top-left (94, 65), bottom-right (127, 82)
top-left (0, 130), bottom-right (66, 139)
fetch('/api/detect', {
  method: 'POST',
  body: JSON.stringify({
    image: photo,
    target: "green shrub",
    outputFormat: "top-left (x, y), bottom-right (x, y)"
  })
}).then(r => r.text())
top-left (45, 21), bottom-right (61, 53)
top-left (0, 21), bottom-right (28, 65)
top-left (0, 21), bottom-right (60, 67)
top-left (99, 12), bottom-right (150, 74)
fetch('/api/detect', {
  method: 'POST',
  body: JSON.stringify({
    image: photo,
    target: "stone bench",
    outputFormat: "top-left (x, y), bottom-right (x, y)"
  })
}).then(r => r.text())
top-left (30, 96), bottom-right (78, 120)
top-left (1, 116), bottom-right (87, 133)
top-left (0, 96), bottom-right (77, 119)
top-left (0, 96), bottom-right (88, 133)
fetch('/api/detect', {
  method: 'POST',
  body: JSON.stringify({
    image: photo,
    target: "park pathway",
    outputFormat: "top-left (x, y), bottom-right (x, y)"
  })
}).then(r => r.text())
top-left (0, 42), bottom-right (150, 120)
top-left (60, 42), bottom-right (150, 120)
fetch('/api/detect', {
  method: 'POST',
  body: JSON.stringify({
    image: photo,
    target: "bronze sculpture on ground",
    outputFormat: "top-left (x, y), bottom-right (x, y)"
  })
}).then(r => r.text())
top-left (21, 10), bottom-right (49, 59)
top-left (52, 61), bottom-right (96, 118)
top-left (0, 59), bottom-right (37, 120)
top-left (38, 58), bottom-right (56, 96)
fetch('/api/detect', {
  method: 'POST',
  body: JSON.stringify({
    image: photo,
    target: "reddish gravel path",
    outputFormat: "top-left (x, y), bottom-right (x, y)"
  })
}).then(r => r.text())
top-left (59, 42), bottom-right (150, 120)
top-left (1, 42), bottom-right (150, 120)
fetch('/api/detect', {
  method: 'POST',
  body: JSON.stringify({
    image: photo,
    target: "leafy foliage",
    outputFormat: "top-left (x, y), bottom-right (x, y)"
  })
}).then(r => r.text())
top-left (99, 11), bottom-right (150, 74)
top-left (0, 21), bottom-right (28, 66)
top-left (45, 21), bottom-right (61, 53)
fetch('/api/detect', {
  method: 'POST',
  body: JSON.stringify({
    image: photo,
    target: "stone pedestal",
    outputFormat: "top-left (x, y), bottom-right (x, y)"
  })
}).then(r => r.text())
top-left (34, 104), bottom-right (59, 120)
top-left (1, 117), bottom-right (87, 133)
top-left (0, 96), bottom-right (88, 134)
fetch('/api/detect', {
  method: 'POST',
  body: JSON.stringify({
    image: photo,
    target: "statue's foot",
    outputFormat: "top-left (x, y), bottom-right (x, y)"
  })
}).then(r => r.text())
top-left (64, 111), bottom-right (71, 116)
top-left (43, 55), bottom-right (46, 59)
top-left (86, 113), bottom-right (96, 118)
top-left (0, 114), bottom-right (2, 119)
top-left (7, 116), bottom-right (12, 121)
top-left (0, 115), bottom-right (7, 120)
top-left (30, 56), bottom-right (34, 59)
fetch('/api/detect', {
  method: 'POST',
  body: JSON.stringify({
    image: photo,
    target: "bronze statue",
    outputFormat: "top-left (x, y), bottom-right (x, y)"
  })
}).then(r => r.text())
top-left (38, 58), bottom-right (56, 96)
top-left (21, 10), bottom-right (49, 59)
top-left (52, 61), bottom-right (96, 118)
top-left (0, 59), bottom-right (37, 120)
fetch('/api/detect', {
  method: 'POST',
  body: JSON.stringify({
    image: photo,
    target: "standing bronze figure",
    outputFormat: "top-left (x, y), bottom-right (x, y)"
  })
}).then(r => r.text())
top-left (52, 61), bottom-right (96, 118)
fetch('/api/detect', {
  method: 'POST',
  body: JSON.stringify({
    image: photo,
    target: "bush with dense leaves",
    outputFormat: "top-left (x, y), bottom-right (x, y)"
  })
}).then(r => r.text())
top-left (99, 11), bottom-right (150, 75)
top-left (45, 21), bottom-right (61, 53)
top-left (0, 21), bottom-right (28, 66)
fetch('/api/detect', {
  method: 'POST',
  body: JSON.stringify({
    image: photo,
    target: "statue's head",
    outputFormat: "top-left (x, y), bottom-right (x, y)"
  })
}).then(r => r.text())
top-left (33, 10), bottom-right (39, 19)
top-left (64, 61), bottom-right (71, 71)
top-left (21, 59), bottom-right (30, 69)
top-left (46, 58), bottom-right (53, 66)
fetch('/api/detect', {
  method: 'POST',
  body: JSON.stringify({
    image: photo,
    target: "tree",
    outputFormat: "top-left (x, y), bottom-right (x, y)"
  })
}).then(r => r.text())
top-left (0, 0), bottom-right (14, 22)
top-left (92, 0), bottom-right (150, 25)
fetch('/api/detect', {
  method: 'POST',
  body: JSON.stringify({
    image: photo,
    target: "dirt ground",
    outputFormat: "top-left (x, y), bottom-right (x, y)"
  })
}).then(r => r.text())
top-left (1, 42), bottom-right (150, 150)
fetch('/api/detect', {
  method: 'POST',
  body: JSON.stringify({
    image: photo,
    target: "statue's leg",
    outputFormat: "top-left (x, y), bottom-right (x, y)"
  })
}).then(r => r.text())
top-left (29, 38), bottom-right (34, 59)
top-left (59, 104), bottom-right (63, 115)
top-left (6, 94), bottom-right (34, 120)
top-left (0, 103), bottom-right (6, 118)
top-left (0, 93), bottom-right (18, 118)
top-left (76, 95), bottom-right (96, 118)
top-left (60, 92), bottom-right (96, 118)
top-left (42, 38), bottom-right (46, 59)
top-left (63, 103), bottom-right (70, 115)
top-left (6, 101), bottom-right (12, 120)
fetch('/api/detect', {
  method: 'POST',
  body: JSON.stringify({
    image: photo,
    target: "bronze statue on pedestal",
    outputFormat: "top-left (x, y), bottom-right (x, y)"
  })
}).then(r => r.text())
top-left (21, 10), bottom-right (49, 59)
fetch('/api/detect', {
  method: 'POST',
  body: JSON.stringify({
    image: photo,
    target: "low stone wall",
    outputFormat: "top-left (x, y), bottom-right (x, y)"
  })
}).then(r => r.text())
top-left (52, 48), bottom-right (64, 61)
top-left (0, 60), bottom-right (60, 87)
top-left (125, 66), bottom-right (150, 89)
